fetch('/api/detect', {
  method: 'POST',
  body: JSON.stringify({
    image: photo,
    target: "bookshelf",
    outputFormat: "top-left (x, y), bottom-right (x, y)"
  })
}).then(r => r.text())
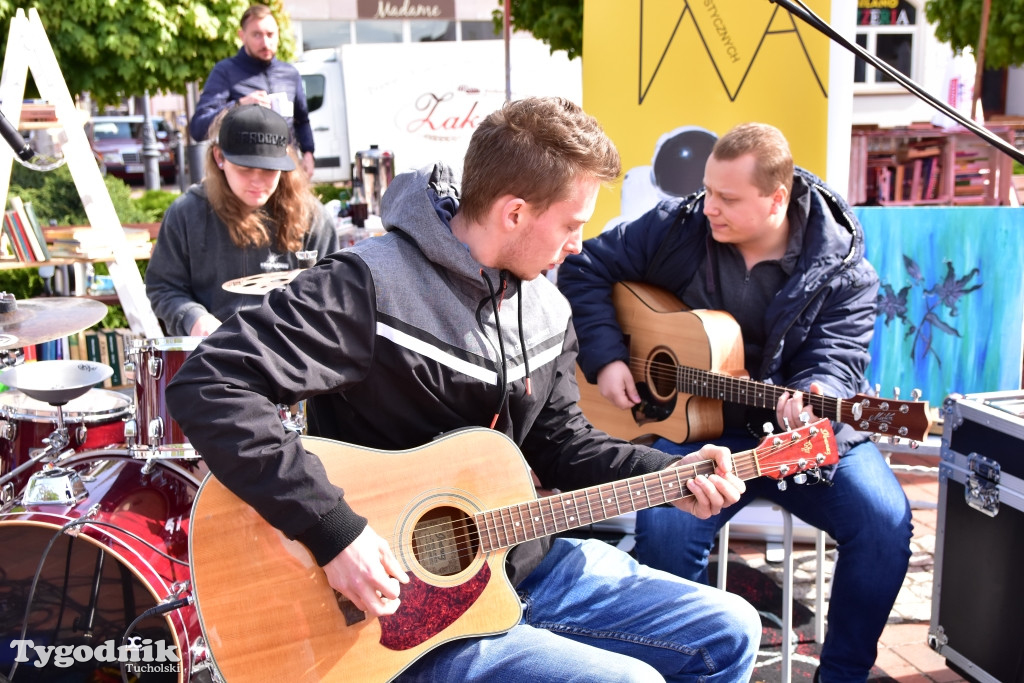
top-left (849, 125), bottom-right (1016, 207)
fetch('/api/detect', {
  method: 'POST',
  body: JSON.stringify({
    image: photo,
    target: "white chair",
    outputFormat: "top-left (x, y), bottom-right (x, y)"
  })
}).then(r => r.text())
top-left (716, 500), bottom-right (829, 683)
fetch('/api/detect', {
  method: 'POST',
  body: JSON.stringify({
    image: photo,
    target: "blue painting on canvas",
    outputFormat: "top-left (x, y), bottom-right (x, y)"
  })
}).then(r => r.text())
top-left (855, 206), bottom-right (1023, 407)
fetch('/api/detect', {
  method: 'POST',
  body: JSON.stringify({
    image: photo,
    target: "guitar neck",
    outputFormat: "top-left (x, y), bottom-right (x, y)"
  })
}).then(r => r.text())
top-left (475, 453), bottom-right (742, 552)
top-left (676, 367), bottom-right (843, 422)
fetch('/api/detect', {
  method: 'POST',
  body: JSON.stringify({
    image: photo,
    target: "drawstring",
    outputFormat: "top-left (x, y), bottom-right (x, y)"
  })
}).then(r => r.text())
top-left (482, 270), bottom-right (511, 429)
top-left (480, 270), bottom-right (533, 430)
top-left (517, 290), bottom-right (532, 396)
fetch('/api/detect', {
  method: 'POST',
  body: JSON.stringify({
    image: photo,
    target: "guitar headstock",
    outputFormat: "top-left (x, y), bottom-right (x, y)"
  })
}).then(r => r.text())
top-left (754, 417), bottom-right (838, 483)
top-left (846, 390), bottom-right (933, 444)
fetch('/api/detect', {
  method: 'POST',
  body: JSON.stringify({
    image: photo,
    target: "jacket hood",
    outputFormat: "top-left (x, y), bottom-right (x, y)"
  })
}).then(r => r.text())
top-left (792, 167), bottom-right (865, 280)
top-left (379, 163), bottom-right (514, 299)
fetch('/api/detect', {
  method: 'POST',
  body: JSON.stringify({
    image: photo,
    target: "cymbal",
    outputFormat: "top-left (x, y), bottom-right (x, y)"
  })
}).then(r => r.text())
top-left (0, 296), bottom-right (108, 350)
top-left (222, 269), bottom-right (302, 296)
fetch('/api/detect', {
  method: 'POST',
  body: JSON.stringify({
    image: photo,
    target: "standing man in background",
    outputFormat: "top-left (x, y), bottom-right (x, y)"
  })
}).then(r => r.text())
top-left (190, 3), bottom-right (315, 177)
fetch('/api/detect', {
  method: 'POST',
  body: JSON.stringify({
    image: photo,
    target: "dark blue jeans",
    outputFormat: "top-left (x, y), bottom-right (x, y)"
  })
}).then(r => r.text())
top-left (635, 435), bottom-right (913, 683)
top-left (397, 538), bottom-right (761, 682)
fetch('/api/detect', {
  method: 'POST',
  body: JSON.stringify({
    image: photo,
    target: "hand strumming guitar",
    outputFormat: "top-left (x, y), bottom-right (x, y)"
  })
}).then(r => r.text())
top-left (596, 360), bottom-right (641, 409)
top-left (322, 526), bottom-right (410, 618)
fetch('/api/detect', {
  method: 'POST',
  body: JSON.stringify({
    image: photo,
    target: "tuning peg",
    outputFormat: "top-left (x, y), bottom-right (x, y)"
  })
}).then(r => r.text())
top-left (762, 421), bottom-right (775, 436)
top-left (874, 383), bottom-right (881, 396)
top-left (793, 473), bottom-right (808, 485)
top-left (893, 386), bottom-right (901, 399)
top-left (798, 411), bottom-right (810, 425)
top-left (777, 480), bottom-right (788, 491)
top-left (782, 416), bottom-right (791, 431)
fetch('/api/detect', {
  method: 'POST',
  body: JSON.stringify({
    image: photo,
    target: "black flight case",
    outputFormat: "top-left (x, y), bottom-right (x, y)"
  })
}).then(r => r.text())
top-left (930, 391), bottom-right (1024, 683)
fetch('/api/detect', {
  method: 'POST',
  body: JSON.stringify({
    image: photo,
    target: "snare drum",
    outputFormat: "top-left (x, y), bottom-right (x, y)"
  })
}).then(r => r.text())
top-left (125, 337), bottom-right (204, 458)
top-left (0, 451), bottom-right (209, 681)
top-left (0, 388), bottom-right (131, 491)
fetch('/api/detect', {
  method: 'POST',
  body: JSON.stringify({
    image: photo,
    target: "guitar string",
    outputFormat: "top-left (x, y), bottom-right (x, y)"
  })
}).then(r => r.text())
top-left (384, 440), bottom-right (825, 567)
top-left (625, 356), bottom-right (918, 427)
top-left (389, 462), bottom-right (807, 568)
top-left (629, 356), bottom-right (835, 414)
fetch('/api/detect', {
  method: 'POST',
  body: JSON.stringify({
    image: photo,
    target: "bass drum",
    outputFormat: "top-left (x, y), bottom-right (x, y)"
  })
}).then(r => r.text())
top-left (0, 451), bottom-right (214, 682)
top-left (0, 388), bottom-right (130, 492)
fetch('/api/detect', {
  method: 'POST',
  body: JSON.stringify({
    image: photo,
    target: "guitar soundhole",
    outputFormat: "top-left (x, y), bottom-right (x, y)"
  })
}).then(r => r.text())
top-left (411, 506), bottom-right (478, 577)
top-left (648, 348), bottom-right (678, 400)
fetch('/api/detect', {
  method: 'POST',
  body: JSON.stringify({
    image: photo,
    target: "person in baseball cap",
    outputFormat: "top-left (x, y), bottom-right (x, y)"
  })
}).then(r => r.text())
top-left (145, 103), bottom-right (338, 338)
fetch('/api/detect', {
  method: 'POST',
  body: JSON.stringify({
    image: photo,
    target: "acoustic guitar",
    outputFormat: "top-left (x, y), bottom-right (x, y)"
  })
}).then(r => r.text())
top-left (575, 281), bottom-right (932, 444)
top-left (189, 421), bottom-right (835, 682)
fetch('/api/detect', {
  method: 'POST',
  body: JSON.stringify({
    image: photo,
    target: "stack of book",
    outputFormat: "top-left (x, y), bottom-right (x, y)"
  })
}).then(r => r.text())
top-left (1, 197), bottom-right (51, 262)
top-left (44, 225), bottom-right (152, 260)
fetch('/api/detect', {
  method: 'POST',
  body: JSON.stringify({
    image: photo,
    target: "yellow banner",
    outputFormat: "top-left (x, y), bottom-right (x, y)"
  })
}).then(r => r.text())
top-left (583, 0), bottom-right (833, 235)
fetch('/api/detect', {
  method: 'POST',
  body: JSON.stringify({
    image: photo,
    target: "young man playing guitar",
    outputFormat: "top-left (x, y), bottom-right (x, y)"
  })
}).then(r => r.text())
top-left (558, 123), bottom-right (913, 683)
top-left (166, 98), bottom-right (767, 681)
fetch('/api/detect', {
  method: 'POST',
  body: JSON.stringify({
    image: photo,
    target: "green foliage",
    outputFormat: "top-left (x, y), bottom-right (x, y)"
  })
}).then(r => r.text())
top-left (0, 0), bottom-right (297, 106)
top-left (131, 190), bottom-right (180, 223)
top-left (925, 0), bottom-right (1024, 70)
top-left (0, 267), bottom-right (44, 299)
top-left (312, 183), bottom-right (350, 204)
top-left (10, 164), bottom-right (152, 225)
top-left (492, 0), bottom-right (584, 60)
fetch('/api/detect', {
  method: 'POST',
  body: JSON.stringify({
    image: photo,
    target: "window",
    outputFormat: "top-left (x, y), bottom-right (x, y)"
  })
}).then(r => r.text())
top-left (301, 20), bottom-right (352, 50)
top-left (854, 0), bottom-right (918, 90)
top-left (302, 74), bottom-right (326, 112)
top-left (460, 20), bottom-right (499, 41)
top-left (411, 20), bottom-right (455, 42)
top-left (355, 20), bottom-right (403, 44)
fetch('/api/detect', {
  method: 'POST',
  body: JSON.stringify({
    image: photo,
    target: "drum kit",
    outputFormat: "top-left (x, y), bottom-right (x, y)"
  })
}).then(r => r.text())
top-left (0, 295), bottom-right (223, 683)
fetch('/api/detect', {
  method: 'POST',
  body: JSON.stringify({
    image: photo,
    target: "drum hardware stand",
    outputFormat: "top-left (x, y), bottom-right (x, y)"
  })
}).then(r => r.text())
top-left (0, 359), bottom-right (114, 504)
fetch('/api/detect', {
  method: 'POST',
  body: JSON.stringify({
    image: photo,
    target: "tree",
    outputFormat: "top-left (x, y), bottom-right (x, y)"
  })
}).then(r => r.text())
top-left (0, 0), bottom-right (297, 107)
top-left (494, 0), bottom-right (583, 60)
top-left (925, 0), bottom-right (1024, 70)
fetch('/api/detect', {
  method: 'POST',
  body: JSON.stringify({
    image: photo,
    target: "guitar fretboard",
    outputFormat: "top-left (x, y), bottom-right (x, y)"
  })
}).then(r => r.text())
top-left (673, 365), bottom-right (843, 421)
top-left (475, 453), bottom-right (747, 552)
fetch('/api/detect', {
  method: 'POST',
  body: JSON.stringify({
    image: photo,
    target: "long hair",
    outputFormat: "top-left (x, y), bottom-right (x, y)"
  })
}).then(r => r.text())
top-left (205, 110), bottom-right (314, 252)
top-left (458, 97), bottom-right (620, 224)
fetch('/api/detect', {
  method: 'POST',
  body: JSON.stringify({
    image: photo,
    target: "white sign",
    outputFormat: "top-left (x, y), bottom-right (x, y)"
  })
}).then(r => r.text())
top-left (341, 39), bottom-right (582, 175)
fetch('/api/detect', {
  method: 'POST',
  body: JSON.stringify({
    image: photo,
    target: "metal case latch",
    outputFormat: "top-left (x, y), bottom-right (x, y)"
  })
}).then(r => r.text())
top-left (965, 452), bottom-right (1000, 517)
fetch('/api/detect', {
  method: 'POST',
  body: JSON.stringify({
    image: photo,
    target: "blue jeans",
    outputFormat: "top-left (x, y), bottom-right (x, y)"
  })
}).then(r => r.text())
top-left (397, 537), bottom-right (761, 682)
top-left (635, 436), bottom-right (913, 683)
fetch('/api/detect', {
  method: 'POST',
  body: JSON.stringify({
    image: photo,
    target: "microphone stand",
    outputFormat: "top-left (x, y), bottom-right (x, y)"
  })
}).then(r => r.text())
top-left (769, 0), bottom-right (1024, 166)
top-left (0, 106), bottom-right (66, 172)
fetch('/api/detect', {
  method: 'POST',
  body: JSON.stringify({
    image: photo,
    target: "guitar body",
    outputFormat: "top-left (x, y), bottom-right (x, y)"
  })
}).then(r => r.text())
top-left (576, 281), bottom-right (746, 443)
top-left (189, 430), bottom-right (534, 682)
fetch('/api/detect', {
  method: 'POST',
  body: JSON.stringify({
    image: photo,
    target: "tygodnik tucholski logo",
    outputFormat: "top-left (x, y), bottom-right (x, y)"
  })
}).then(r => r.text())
top-left (10, 637), bottom-right (180, 672)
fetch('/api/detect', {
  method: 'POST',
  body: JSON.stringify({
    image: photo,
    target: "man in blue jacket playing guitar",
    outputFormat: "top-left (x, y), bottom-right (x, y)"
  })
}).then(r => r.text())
top-left (558, 122), bottom-right (914, 683)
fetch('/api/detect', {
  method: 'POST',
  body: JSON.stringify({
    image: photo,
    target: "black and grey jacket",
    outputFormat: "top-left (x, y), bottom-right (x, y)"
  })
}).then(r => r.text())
top-left (166, 164), bottom-right (675, 584)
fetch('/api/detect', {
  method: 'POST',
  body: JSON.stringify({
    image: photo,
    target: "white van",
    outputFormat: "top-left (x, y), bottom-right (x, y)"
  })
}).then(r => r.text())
top-left (297, 39), bottom-right (582, 185)
top-left (297, 49), bottom-right (351, 183)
